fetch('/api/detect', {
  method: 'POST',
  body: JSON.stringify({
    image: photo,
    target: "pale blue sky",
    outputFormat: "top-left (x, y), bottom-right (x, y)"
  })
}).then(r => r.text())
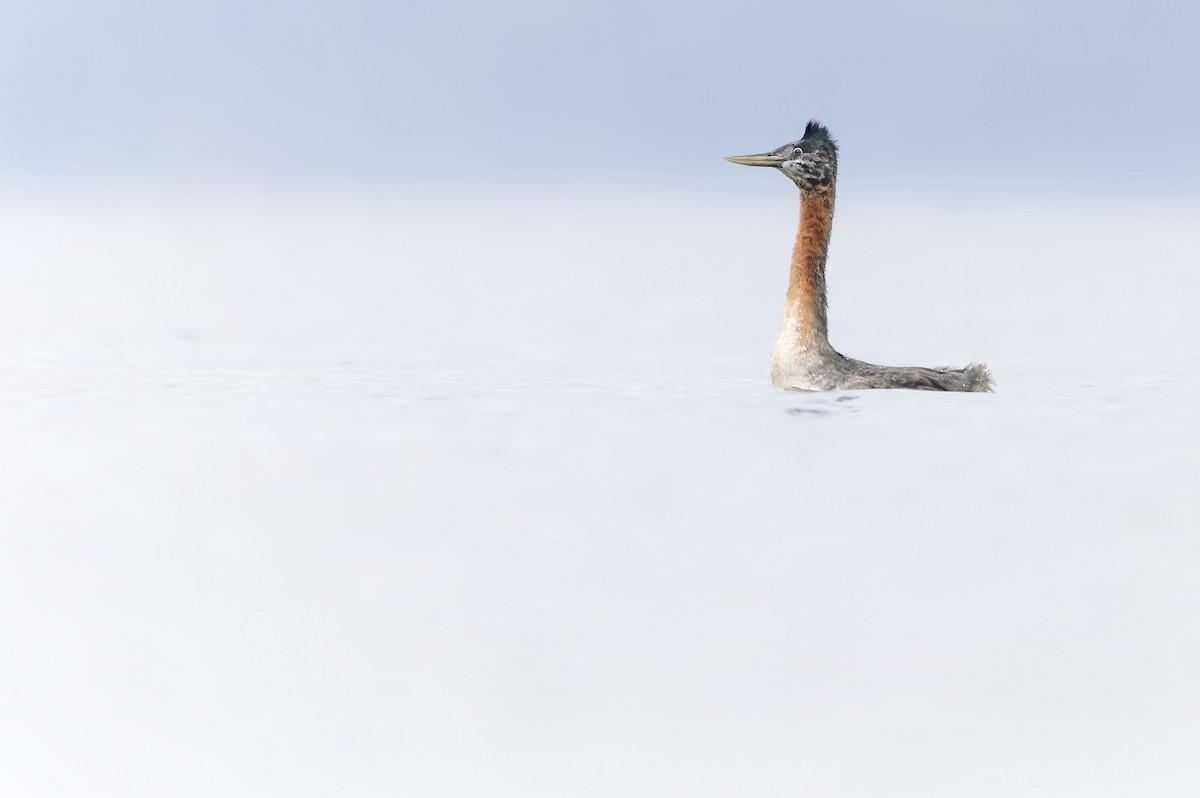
top-left (1, 0), bottom-right (1196, 183)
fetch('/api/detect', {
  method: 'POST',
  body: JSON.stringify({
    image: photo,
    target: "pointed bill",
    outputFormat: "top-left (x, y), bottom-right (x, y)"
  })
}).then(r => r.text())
top-left (723, 153), bottom-right (785, 167)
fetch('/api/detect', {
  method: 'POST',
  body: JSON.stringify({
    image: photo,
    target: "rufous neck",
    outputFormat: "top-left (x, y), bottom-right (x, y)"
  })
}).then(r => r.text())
top-left (784, 188), bottom-right (835, 347)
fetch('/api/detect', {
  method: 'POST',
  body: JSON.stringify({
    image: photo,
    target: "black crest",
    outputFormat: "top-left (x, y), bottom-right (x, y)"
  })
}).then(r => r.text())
top-left (802, 120), bottom-right (836, 150)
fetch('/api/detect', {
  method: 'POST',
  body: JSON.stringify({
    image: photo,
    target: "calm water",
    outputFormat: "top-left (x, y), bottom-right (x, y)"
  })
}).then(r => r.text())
top-left (1, 185), bottom-right (1197, 796)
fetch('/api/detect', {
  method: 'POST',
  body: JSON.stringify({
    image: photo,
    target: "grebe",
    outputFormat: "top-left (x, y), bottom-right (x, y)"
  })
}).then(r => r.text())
top-left (726, 121), bottom-right (993, 392)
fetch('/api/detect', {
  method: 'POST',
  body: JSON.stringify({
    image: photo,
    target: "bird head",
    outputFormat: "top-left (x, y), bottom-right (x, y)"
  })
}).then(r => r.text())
top-left (725, 120), bottom-right (838, 193)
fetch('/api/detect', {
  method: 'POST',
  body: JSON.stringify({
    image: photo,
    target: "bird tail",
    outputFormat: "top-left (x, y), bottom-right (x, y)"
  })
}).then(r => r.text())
top-left (962, 362), bottom-right (994, 392)
top-left (912, 362), bottom-right (993, 393)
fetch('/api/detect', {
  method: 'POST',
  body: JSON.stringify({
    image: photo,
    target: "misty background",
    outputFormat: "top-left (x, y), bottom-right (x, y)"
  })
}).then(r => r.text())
top-left (2, 0), bottom-right (1198, 186)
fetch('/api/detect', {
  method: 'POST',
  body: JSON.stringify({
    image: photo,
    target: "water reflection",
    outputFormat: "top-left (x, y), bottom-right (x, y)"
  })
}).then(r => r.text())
top-left (786, 394), bottom-right (859, 416)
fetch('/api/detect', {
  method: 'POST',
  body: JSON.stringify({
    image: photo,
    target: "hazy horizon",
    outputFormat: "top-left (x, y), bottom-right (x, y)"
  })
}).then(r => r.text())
top-left (2, 0), bottom-right (1198, 185)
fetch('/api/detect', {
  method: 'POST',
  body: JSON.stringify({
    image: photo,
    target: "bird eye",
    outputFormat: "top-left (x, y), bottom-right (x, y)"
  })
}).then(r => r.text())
top-left (792, 147), bottom-right (804, 158)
